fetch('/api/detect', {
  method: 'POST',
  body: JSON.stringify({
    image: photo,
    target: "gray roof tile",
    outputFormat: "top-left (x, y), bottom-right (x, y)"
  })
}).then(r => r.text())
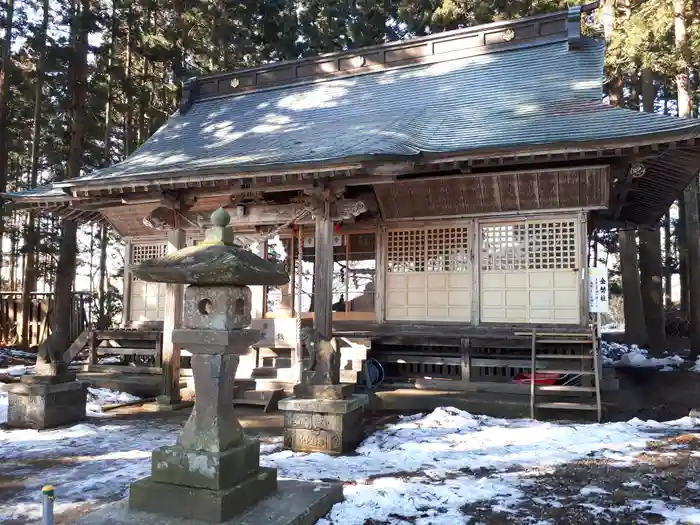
top-left (53, 38), bottom-right (699, 189)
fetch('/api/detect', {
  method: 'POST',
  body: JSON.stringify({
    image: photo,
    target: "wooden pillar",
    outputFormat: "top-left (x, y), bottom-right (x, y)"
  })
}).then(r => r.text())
top-left (314, 201), bottom-right (333, 339)
top-left (122, 240), bottom-right (133, 328)
top-left (249, 242), bottom-right (265, 319)
top-left (159, 228), bottom-right (185, 405)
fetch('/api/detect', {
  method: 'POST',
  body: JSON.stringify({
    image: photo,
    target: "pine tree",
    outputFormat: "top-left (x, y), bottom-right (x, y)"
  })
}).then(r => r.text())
top-left (0, 0), bottom-right (15, 278)
top-left (46, 0), bottom-right (92, 362)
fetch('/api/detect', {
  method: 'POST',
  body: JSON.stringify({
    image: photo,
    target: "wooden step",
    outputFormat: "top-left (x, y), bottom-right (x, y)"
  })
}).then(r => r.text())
top-left (536, 339), bottom-right (593, 344)
top-left (516, 331), bottom-right (591, 337)
top-left (542, 369), bottom-right (595, 375)
top-left (535, 354), bottom-right (594, 360)
top-left (536, 401), bottom-right (598, 411)
top-left (536, 385), bottom-right (596, 393)
top-left (95, 330), bottom-right (161, 341)
top-left (97, 348), bottom-right (158, 356)
top-left (86, 364), bottom-right (162, 375)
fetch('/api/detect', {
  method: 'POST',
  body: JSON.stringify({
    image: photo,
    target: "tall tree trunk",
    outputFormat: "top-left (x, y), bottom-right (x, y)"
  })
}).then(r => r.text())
top-left (676, 0), bottom-right (700, 358)
top-left (639, 69), bottom-right (666, 352)
top-left (9, 218), bottom-right (16, 286)
top-left (639, 228), bottom-right (666, 352)
top-left (47, 0), bottom-right (89, 364)
top-left (124, 6), bottom-right (134, 156)
top-left (620, 230), bottom-right (648, 344)
top-left (98, 0), bottom-right (117, 330)
top-left (21, 0), bottom-right (49, 348)
top-left (97, 227), bottom-right (108, 328)
top-left (0, 0), bottom-right (15, 289)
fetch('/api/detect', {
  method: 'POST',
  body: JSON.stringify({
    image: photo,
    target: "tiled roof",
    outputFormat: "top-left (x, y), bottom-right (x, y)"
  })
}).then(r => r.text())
top-left (43, 38), bottom-right (698, 189)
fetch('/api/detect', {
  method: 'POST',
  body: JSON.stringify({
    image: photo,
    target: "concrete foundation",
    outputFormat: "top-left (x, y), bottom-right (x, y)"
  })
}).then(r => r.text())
top-left (279, 394), bottom-right (366, 454)
top-left (6, 376), bottom-right (87, 429)
top-left (76, 480), bottom-right (343, 525)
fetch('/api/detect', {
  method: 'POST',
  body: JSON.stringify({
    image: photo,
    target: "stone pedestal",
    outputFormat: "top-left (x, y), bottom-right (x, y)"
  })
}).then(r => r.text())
top-left (6, 375), bottom-right (87, 430)
top-left (279, 385), bottom-right (366, 455)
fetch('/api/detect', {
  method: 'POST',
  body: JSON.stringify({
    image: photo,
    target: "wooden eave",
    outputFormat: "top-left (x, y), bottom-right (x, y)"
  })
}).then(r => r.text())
top-left (51, 132), bottom-right (698, 200)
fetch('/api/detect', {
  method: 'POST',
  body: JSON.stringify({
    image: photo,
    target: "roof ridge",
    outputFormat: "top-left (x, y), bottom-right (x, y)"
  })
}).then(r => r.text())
top-left (179, 3), bottom-right (599, 114)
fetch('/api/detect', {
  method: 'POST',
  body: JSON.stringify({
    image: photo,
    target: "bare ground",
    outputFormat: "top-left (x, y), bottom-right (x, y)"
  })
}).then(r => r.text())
top-left (461, 433), bottom-right (700, 524)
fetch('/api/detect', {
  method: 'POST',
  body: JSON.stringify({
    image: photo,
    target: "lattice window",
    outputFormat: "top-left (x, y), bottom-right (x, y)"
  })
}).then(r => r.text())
top-left (130, 243), bottom-right (168, 280)
top-left (426, 227), bottom-right (469, 272)
top-left (387, 229), bottom-right (425, 273)
top-left (481, 224), bottom-right (527, 271)
top-left (527, 220), bottom-right (577, 270)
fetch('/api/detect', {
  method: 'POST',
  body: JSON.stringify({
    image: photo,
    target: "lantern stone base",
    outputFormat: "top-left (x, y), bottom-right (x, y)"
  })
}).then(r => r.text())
top-left (76, 480), bottom-right (343, 525)
top-left (150, 438), bottom-right (262, 490)
top-left (279, 394), bottom-right (366, 455)
top-left (128, 467), bottom-right (277, 523)
top-left (6, 376), bottom-right (87, 430)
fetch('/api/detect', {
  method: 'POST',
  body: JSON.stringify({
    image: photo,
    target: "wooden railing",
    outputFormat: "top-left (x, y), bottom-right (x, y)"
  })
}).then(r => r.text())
top-left (0, 292), bottom-right (92, 348)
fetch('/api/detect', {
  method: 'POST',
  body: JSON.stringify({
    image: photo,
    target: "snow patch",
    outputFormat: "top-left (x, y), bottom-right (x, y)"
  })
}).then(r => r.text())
top-left (630, 499), bottom-right (700, 523)
top-left (0, 348), bottom-right (37, 361)
top-left (262, 408), bottom-right (700, 524)
top-left (0, 382), bottom-right (7, 425)
top-left (579, 485), bottom-right (610, 496)
top-left (2, 406), bottom-right (700, 524)
top-left (601, 341), bottom-right (684, 369)
top-left (86, 387), bottom-right (141, 415)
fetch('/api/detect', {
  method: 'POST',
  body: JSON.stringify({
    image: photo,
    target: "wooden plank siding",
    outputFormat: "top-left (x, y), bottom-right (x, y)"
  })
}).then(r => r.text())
top-left (374, 166), bottom-right (609, 220)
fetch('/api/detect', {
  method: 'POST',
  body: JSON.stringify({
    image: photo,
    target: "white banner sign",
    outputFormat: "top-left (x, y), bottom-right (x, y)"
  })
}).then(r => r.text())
top-left (588, 266), bottom-right (609, 313)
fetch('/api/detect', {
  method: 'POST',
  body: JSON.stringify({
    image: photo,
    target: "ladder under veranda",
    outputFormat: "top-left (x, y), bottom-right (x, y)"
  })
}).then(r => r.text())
top-left (518, 326), bottom-right (602, 422)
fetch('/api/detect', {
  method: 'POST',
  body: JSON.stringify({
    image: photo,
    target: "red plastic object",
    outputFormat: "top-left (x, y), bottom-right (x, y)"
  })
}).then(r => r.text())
top-left (513, 372), bottom-right (562, 385)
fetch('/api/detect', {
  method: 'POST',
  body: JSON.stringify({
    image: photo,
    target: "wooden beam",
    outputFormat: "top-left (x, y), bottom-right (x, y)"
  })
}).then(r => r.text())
top-left (158, 228), bottom-right (185, 405)
top-left (313, 200), bottom-right (333, 339)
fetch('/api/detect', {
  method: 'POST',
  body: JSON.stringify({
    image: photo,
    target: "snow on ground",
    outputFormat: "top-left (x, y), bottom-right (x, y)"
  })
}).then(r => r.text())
top-left (3, 405), bottom-right (700, 524)
top-left (601, 323), bottom-right (625, 335)
top-left (0, 348), bottom-right (36, 361)
top-left (601, 341), bottom-right (685, 369)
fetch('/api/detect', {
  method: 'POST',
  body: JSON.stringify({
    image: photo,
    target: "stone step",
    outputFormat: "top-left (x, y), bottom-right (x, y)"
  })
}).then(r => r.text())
top-left (259, 356), bottom-right (292, 368)
top-left (254, 379), bottom-right (295, 395)
top-left (251, 367), bottom-right (294, 381)
top-left (233, 388), bottom-right (284, 413)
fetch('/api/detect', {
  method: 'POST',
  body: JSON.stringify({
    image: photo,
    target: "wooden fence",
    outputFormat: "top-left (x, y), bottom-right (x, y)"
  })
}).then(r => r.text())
top-left (0, 292), bottom-right (92, 348)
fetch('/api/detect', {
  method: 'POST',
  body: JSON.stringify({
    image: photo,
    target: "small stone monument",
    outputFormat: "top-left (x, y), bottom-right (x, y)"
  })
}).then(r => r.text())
top-left (279, 327), bottom-right (366, 455)
top-left (6, 357), bottom-right (87, 430)
top-left (77, 208), bottom-right (343, 525)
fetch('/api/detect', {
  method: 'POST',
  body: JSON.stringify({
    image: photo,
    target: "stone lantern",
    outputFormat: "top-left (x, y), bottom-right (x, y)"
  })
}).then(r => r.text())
top-left (78, 208), bottom-right (342, 524)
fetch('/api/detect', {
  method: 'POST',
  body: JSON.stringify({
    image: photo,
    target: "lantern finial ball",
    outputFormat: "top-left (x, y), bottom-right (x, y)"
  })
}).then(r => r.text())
top-left (211, 207), bottom-right (231, 228)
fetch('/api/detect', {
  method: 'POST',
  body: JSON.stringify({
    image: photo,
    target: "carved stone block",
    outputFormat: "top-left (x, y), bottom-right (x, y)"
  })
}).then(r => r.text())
top-left (7, 380), bottom-right (87, 430)
top-left (280, 395), bottom-right (366, 455)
